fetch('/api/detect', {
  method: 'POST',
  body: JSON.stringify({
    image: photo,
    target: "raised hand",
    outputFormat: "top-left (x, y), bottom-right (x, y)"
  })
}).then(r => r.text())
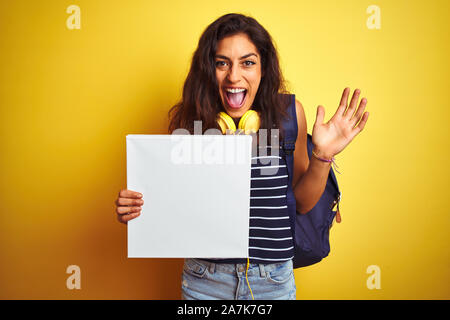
top-left (311, 87), bottom-right (369, 159)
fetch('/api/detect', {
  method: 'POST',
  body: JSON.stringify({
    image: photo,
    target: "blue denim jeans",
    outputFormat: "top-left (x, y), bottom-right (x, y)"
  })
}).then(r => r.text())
top-left (181, 258), bottom-right (296, 300)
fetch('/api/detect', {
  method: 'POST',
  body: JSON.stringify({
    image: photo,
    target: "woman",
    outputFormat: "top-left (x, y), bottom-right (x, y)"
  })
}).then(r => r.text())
top-left (114, 13), bottom-right (369, 300)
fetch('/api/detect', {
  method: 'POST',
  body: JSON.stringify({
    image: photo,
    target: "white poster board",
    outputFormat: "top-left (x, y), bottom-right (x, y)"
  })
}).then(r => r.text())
top-left (126, 134), bottom-right (252, 258)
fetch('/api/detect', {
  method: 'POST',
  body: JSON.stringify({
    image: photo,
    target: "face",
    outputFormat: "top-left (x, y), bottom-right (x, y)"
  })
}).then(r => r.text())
top-left (215, 32), bottom-right (263, 119)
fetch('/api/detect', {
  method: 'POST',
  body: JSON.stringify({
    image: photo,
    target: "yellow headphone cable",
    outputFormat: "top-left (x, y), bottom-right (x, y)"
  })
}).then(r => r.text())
top-left (217, 110), bottom-right (258, 300)
top-left (246, 257), bottom-right (255, 300)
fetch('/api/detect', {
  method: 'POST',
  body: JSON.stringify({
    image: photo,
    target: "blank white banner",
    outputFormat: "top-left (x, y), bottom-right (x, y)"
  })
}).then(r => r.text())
top-left (126, 134), bottom-right (252, 258)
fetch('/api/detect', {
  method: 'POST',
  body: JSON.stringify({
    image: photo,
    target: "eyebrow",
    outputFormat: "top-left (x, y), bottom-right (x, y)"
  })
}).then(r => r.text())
top-left (214, 53), bottom-right (258, 60)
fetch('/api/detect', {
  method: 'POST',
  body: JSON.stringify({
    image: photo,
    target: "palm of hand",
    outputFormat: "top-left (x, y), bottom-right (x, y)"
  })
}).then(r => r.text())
top-left (312, 87), bottom-right (369, 158)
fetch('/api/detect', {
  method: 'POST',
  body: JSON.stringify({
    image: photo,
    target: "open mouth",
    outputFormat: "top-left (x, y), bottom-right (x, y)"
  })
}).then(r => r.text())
top-left (224, 88), bottom-right (247, 109)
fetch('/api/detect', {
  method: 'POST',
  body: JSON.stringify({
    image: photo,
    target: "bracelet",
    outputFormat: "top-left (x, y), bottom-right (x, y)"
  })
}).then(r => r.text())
top-left (312, 150), bottom-right (341, 174)
top-left (312, 150), bottom-right (333, 163)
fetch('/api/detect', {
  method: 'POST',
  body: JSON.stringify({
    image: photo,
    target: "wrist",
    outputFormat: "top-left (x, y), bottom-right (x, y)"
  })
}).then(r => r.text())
top-left (312, 146), bottom-right (334, 161)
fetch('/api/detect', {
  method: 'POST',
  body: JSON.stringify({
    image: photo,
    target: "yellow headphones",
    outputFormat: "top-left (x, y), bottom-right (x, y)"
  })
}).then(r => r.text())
top-left (217, 110), bottom-right (260, 135)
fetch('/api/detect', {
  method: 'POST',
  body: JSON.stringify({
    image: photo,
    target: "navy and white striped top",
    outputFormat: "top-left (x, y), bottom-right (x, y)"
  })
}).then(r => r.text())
top-left (204, 144), bottom-right (295, 265)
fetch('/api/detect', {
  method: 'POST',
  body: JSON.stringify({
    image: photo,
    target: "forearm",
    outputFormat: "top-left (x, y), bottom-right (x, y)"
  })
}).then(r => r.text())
top-left (293, 147), bottom-right (333, 214)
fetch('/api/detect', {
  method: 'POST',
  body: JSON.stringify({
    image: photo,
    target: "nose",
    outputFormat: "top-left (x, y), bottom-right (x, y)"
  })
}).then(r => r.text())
top-left (226, 63), bottom-right (241, 83)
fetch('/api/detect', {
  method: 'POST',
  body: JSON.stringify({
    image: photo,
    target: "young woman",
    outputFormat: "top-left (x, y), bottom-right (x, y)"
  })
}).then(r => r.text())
top-left (114, 13), bottom-right (369, 300)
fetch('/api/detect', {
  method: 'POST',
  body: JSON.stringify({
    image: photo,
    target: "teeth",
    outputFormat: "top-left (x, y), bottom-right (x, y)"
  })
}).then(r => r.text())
top-left (225, 88), bottom-right (246, 93)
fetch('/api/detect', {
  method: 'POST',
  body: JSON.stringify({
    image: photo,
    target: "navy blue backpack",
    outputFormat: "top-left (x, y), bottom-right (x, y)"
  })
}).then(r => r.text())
top-left (281, 94), bottom-right (342, 268)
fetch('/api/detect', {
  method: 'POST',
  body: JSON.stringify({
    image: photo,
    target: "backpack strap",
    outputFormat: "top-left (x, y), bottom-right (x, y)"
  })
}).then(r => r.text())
top-left (281, 94), bottom-right (298, 247)
top-left (282, 94), bottom-right (297, 202)
top-left (281, 94), bottom-right (298, 160)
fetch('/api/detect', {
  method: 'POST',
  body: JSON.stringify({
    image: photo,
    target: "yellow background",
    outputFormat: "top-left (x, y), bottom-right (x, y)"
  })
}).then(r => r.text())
top-left (0, 0), bottom-right (448, 299)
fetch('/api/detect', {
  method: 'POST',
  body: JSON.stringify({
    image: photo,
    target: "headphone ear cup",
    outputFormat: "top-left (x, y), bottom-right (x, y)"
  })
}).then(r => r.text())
top-left (217, 112), bottom-right (236, 134)
top-left (238, 110), bottom-right (260, 134)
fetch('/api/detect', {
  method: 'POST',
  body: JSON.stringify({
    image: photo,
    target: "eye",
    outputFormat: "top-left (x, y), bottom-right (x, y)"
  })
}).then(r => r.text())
top-left (215, 61), bottom-right (227, 67)
top-left (244, 60), bottom-right (256, 66)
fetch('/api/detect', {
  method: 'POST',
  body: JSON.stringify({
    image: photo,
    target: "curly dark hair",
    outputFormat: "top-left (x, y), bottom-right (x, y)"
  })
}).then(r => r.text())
top-left (168, 13), bottom-right (292, 140)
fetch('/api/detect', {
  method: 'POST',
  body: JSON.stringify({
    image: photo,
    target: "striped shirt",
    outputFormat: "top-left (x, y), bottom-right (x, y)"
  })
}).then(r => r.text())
top-left (204, 144), bottom-right (295, 264)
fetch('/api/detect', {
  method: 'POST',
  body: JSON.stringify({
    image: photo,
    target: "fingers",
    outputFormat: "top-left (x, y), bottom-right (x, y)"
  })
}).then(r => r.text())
top-left (315, 105), bottom-right (325, 125)
top-left (343, 88), bottom-right (361, 118)
top-left (118, 189), bottom-right (143, 199)
top-left (116, 197), bottom-right (144, 207)
top-left (117, 211), bottom-right (141, 224)
top-left (351, 97), bottom-right (368, 126)
top-left (115, 205), bottom-right (142, 225)
top-left (337, 87), bottom-right (350, 116)
top-left (354, 111), bottom-right (370, 134)
top-left (115, 189), bottom-right (144, 224)
top-left (116, 205), bottom-right (142, 215)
